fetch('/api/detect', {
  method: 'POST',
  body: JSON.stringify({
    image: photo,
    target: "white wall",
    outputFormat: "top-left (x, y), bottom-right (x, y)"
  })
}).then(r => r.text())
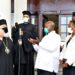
top-left (0, 0), bottom-right (11, 38)
top-left (14, 0), bottom-right (27, 23)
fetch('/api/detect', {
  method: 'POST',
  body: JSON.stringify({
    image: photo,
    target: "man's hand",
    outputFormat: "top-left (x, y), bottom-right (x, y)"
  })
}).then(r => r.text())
top-left (28, 37), bottom-right (39, 44)
top-left (28, 38), bottom-right (36, 44)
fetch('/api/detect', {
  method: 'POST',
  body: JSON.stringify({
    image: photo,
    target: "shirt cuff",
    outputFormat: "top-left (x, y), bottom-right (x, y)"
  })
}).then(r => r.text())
top-left (33, 44), bottom-right (39, 52)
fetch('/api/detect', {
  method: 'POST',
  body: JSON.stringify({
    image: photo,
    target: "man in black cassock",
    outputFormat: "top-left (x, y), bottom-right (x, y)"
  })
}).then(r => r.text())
top-left (0, 19), bottom-right (14, 75)
top-left (12, 11), bottom-right (38, 75)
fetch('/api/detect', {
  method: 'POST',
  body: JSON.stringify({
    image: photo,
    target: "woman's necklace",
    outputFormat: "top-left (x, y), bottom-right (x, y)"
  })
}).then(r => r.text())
top-left (3, 38), bottom-right (10, 54)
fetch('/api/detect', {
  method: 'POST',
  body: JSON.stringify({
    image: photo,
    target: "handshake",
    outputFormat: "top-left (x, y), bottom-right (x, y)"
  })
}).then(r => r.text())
top-left (18, 37), bottom-right (39, 45)
top-left (28, 37), bottom-right (39, 45)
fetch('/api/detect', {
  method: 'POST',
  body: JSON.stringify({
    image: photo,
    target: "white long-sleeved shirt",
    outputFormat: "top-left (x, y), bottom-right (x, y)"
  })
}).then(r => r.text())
top-left (33, 31), bottom-right (61, 73)
top-left (60, 35), bottom-right (75, 66)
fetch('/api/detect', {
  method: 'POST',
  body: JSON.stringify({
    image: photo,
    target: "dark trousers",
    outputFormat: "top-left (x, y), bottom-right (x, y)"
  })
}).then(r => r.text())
top-left (14, 64), bottom-right (34, 75)
top-left (37, 69), bottom-right (56, 75)
top-left (63, 66), bottom-right (75, 75)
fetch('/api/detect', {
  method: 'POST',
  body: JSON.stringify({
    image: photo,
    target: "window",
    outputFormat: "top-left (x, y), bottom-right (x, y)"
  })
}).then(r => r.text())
top-left (59, 15), bottom-right (72, 41)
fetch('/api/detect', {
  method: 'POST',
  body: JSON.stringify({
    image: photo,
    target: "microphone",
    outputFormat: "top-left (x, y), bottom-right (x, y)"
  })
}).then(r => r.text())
top-left (18, 28), bottom-right (22, 45)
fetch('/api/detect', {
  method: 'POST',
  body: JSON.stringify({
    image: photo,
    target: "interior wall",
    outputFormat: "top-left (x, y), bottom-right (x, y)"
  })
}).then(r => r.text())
top-left (28, 0), bottom-right (75, 38)
top-left (28, 0), bottom-right (75, 13)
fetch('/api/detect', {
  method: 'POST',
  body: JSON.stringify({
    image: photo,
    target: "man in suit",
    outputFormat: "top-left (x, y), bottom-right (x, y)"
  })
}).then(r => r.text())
top-left (12, 11), bottom-right (38, 75)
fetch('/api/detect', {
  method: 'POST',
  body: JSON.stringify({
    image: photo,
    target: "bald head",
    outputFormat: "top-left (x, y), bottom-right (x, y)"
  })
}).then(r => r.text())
top-left (44, 21), bottom-right (55, 32)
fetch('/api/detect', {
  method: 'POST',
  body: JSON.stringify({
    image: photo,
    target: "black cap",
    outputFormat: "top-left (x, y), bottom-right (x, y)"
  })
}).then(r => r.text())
top-left (72, 12), bottom-right (75, 16)
top-left (0, 19), bottom-right (7, 25)
top-left (22, 11), bottom-right (31, 16)
top-left (0, 19), bottom-right (8, 33)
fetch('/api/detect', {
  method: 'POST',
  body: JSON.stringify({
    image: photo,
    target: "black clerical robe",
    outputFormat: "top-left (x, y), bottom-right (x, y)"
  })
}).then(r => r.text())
top-left (0, 37), bottom-right (14, 75)
top-left (12, 22), bottom-right (38, 75)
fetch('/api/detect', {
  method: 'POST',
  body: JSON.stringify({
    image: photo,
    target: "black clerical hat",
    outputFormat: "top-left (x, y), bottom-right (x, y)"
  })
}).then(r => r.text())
top-left (0, 19), bottom-right (8, 33)
top-left (72, 12), bottom-right (75, 16)
top-left (22, 11), bottom-right (31, 16)
top-left (0, 19), bottom-right (7, 25)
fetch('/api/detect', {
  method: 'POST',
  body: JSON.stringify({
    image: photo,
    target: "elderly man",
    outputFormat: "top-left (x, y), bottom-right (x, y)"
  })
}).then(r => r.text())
top-left (0, 19), bottom-right (14, 75)
top-left (29, 21), bottom-right (61, 75)
top-left (60, 20), bottom-right (75, 75)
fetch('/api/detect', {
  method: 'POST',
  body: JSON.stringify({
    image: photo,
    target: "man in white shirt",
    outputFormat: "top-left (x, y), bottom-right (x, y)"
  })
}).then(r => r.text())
top-left (60, 20), bottom-right (75, 75)
top-left (28, 21), bottom-right (61, 75)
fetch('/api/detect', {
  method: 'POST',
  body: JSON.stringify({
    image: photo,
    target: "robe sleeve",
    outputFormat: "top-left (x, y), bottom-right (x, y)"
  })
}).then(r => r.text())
top-left (7, 38), bottom-right (16, 64)
top-left (0, 40), bottom-right (3, 50)
top-left (31, 25), bottom-right (38, 39)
